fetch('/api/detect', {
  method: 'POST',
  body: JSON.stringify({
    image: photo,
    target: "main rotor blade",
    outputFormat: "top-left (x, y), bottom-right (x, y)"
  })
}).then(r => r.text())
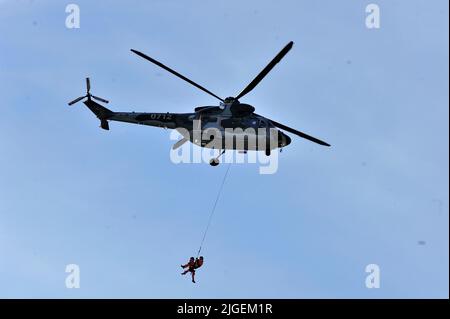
top-left (268, 118), bottom-right (331, 147)
top-left (86, 78), bottom-right (91, 93)
top-left (92, 95), bottom-right (109, 104)
top-left (68, 95), bottom-right (86, 106)
top-left (172, 137), bottom-right (188, 150)
top-left (235, 41), bottom-right (294, 100)
top-left (131, 49), bottom-right (224, 102)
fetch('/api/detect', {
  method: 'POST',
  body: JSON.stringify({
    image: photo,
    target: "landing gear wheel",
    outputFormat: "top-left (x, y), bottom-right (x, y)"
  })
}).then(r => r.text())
top-left (209, 158), bottom-right (220, 166)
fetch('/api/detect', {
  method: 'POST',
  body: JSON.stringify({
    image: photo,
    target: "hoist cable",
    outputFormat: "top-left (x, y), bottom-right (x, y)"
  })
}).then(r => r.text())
top-left (196, 163), bottom-right (231, 257)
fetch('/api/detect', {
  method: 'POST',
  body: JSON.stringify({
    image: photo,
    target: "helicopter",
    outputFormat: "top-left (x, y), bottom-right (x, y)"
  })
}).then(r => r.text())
top-left (68, 41), bottom-right (330, 166)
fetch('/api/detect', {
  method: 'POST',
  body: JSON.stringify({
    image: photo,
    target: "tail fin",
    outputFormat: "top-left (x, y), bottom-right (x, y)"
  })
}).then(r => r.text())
top-left (83, 99), bottom-right (114, 119)
top-left (83, 99), bottom-right (114, 130)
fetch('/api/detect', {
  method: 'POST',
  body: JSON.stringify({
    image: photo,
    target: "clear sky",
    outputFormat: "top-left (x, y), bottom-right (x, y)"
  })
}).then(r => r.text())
top-left (0, 0), bottom-right (448, 298)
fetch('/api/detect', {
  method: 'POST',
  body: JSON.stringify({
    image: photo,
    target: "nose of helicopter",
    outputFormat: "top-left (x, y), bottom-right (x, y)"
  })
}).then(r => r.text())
top-left (278, 131), bottom-right (291, 147)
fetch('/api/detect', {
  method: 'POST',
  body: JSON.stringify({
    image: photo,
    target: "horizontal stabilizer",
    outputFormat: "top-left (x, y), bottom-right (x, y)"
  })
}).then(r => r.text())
top-left (100, 119), bottom-right (110, 130)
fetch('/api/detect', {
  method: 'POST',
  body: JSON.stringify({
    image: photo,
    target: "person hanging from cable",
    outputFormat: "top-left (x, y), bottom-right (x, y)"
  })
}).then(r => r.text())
top-left (179, 164), bottom-right (229, 283)
top-left (181, 256), bottom-right (204, 283)
top-left (181, 257), bottom-right (195, 272)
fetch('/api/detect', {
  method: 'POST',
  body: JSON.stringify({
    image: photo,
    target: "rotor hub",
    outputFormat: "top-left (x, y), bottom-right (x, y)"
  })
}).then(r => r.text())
top-left (224, 97), bottom-right (239, 104)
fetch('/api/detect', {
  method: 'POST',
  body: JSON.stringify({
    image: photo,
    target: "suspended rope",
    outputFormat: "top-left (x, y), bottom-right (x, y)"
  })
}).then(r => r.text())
top-left (196, 163), bottom-right (231, 257)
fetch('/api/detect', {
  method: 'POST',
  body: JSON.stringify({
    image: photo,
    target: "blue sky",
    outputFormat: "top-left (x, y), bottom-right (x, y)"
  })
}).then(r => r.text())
top-left (0, 0), bottom-right (448, 298)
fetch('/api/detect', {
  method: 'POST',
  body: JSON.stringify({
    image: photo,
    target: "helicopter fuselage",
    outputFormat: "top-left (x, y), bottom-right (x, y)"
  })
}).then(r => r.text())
top-left (107, 104), bottom-right (291, 151)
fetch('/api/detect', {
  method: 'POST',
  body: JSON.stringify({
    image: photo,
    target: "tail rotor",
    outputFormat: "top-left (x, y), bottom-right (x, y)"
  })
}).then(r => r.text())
top-left (68, 78), bottom-right (110, 106)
